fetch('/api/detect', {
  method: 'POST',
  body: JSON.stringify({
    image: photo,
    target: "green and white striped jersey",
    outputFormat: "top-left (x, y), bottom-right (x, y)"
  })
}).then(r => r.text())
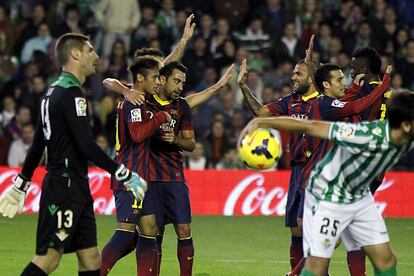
top-left (307, 120), bottom-right (414, 204)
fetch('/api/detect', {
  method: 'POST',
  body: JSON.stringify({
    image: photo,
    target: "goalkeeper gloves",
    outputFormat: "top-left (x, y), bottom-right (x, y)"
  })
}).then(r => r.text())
top-left (0, 174), bottom-right (31, 218)
top-left (115, 164), bottom-right (148, 203)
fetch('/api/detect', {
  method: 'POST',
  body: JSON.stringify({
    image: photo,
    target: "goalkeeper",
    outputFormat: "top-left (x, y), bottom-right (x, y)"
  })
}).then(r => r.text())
top-left (0, 33), bottom-right (147, 276)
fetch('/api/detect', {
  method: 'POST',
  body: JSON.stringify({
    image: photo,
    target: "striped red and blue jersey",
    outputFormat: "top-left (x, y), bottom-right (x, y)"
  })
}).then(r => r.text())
top-left (111, 98), bottom-right (167, 190)
top-left (266, 91), bottom-right (319, 165)
top-left (300, 76), bottom-right (391, 188)
top-left (147, 94), bottom-right (193, 182)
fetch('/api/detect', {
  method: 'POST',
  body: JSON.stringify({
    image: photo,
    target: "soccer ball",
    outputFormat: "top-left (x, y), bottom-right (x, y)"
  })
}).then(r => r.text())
top-left (239, 128), bottom-right (281, 170)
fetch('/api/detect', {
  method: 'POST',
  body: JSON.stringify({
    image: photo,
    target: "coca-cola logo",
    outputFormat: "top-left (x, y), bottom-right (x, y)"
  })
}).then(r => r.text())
top-left (223, 173), bottom-right (287, 216)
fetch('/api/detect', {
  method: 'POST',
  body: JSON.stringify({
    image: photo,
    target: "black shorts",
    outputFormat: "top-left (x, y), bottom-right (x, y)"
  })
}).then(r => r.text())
top-left (36, 173), bottom-right (97, 255)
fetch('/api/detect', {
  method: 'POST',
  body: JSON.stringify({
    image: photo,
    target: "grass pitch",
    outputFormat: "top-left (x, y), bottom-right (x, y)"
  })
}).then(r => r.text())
top-left (1, 215), bottom-right (414, 275)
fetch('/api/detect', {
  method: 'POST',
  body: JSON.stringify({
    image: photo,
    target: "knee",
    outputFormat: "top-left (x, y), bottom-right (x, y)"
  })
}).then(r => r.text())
top-left (78, 249), bottom-right (101, 271)
top-left (175, 224), bottom-right (191, 238)
top-left (375, 251), bottom-right (397, 271)
top-left (139, 223), bottom-right (158, 236)
top-left (290, 226), bottom-right (302, 237)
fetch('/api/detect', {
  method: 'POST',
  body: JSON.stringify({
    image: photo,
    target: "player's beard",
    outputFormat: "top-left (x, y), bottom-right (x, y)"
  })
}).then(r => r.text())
top-left (295, 83), bottom-right (310, 95)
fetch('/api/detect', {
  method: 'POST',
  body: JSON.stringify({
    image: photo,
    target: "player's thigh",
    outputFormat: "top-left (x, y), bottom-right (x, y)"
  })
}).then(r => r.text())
top-left (303, 191), bottom-right (351, 259)
top-left (164, 181), bottom-right (191, 225)
top-left (36, 174), bottom-right (94, 255)
top-left (363, 242), bottom-right (396, 270)
top-left (76, 246), bottom-right (100, 271)
top-left (114, 190), bottom-right (141, 231)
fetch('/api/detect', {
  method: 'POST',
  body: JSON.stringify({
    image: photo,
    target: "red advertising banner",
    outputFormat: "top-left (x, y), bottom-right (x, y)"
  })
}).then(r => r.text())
top-left (0, 167), bottom-right (413, 217)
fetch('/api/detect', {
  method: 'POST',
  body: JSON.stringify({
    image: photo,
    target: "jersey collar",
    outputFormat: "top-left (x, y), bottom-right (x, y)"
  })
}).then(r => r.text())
top-left (301, 91), bottom-right (319, 101)
top-left (60, 71), bottom-right (81, 86)
top-left (153, 93), bottom-right (172, 106)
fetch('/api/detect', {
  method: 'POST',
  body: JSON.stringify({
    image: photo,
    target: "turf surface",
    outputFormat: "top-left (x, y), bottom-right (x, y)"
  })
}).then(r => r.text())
top-left (1, 215), bottom-right (413, 275)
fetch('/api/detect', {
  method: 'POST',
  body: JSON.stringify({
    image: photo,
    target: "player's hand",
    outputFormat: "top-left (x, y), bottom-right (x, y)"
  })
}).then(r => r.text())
top-left (160, 129), bottom-right (176, 144)
top-left (182, 14), bottom-right (196, 42)
top-left (305, 34), bottom-right (315, 65)
top-left (237, 59), bottom-right (248, 87)
top-left (237, 119), bottom-right (260, 151)
top-left (123, 88), bottom-right (145, 105)
top-left (162, 111), bottom-right (172, 123)
top-left (353, 74), bottom-right (365, 86)
top-left (215, 64), bottom-right (235, 90)
top-left (382, 65), bottom-right (392, 85)
top-left (124, 172), bottom-right (147, 203)
top-left (0, 174), bottom-right (31, 218)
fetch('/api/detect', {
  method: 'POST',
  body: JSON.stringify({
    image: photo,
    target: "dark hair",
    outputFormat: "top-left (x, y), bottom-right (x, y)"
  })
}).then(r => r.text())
top-left (55, 33), bottom-right (89, 65)
top-left (129, 58), bottom-right (160, 83)
top-left (314, 63), bottom-right (341, 92)
top-left (64, 3), bottom-right (79, 16)
top-left (297, 59), bottom-right (320, 69)
top-left (387, 90), bottom-right (414, 128)
top-left (160, 61), bottom-right (187, 78)
top-left (133, 48), bottom-right (164, 61)
top-left (352, 47), bottom-right (381, 75)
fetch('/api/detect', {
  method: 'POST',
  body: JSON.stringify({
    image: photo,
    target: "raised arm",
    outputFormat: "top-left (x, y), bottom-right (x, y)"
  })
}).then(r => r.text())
top-left (164, 14), bottom-right (196, 64)
top-left (237, 59), bottom-right (271, 117)
top-left (185, 64), bottom-right (235, 109)
top-left (102, 78), bottom-right (144, 105)
top-left (305, 35), bottom-right (318, 92)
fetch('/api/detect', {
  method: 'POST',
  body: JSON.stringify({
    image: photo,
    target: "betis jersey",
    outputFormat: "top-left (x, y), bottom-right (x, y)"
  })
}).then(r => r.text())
top-left (307, 120), bottom-right (414, 203)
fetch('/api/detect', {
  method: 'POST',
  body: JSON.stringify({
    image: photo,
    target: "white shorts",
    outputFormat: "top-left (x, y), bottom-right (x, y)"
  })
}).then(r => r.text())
top-left (303, 190), bottom-right (389, 258)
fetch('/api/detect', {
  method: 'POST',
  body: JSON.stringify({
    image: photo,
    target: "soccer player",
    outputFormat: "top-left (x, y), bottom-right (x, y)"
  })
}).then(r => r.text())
top-left (101, 58), bottom-right (172, 276)
top-left (147, 62), bottom-right (195, 275)
top-left (237, 58), bottom-right (320, 271)
top-left (0, 33), bottom-right (146, 276)
top-left (240, 89), bottom-right (414, 276)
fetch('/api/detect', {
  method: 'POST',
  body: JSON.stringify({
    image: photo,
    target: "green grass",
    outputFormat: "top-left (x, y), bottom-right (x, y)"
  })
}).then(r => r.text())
top-left (1, 215), bottom-right (414, 275)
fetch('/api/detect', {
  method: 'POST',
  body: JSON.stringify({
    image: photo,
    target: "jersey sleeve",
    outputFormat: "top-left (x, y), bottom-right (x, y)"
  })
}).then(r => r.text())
top-left (61, 87), bottom-right (119, 174)
top-left (328, 121), bottom-right (382, 151)
top-left (266, 95), bottom-right (290, 116)
top-left (180, 100), bottom-right (193, 131)
top-left (21, 115), bottom-right (46, 179)
top-left (124, 101), bottom-right (168, 143)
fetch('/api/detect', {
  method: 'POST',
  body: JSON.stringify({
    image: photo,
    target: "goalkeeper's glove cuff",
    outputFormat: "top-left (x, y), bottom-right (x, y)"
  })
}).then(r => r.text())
top-left (115, 164), bottom-right (131, 181)
top-left (14, 174), bottom-right (31, 192)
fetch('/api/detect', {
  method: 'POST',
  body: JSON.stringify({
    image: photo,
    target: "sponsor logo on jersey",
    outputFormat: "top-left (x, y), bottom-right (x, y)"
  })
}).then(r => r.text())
top-left (131, 109), bottom-right (142, 122)
top-left (75, 97), bottom-right (87, 116)
top-left (331, 99), bottom-right (346, 108)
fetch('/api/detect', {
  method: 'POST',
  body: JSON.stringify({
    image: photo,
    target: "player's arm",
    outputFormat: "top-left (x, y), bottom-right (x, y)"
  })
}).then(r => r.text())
top-left (164, 14), bottom-right (196, 64)
top-left (125, 103), bottom-right (171, 143)
top-left (185, 64), bottom-right (234, 109)
top-left (239, 116), bottom-right (331, 146)
top-left (238, 59), bottom-right (272, 117)
top-left (304, 34), bottom-right (319, 92)
top-left (323, 66), bottom-right (391, 120)
top-left (340, 74), bottom-right (365, 101)
top-left (102, 78), bottom-right (144, 105)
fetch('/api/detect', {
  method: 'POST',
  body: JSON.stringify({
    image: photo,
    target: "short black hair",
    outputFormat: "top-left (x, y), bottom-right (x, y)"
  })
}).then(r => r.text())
top-left (352, 47), bottom-right (381, 75)
top-left (129, 58), bottom-right (160, 83)
top-left (55, 33), bottom-right (89, 65)
top-left (160, 61), bottom-right (187, 79)
top-left (387, 90), bottom-right (414, 128)
top-left (133, 48), bottom-right (164, 61)
top-left (314, 63), bottom-right (342, 92)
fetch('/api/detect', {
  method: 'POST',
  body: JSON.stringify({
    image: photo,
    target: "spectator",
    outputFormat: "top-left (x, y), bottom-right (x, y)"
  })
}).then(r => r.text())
top-left (213, 0), bottom-right (248, 29)
top-left (391, 27), bottom-right (410, 60)
top-left (253, 0), bottom-right (290, 39)
top-left (185, 142), bottom-right (210, 170)
top-left (197, 13), bottom-right (214, 44)
top-left (235, 18), bottom-right (271, 53)
top-left (20, 22), bottom-right (53, 64)
top-left (209, 18), bottom-right (234, 60)
top-left (0, 96), bottom-right (16, 127)
top-left (20, 74), bottom-right (46, 120)
top-left (214, 39), bottom-right (236, 72)
top-left (7, 123), bottom-right (34, 166)
top-left (104, 40), bottom-right (129, 80)
top-left (203, 120), bottom-right (233, 167)
top-left (273, 21), bottom-right (305, 64)
top-left (4, 105), bottom-right (31, 141)
top-left (215, 147), bottom-right (244, 169)
top-left (0, 5), bottom-right (16, 56)
top-left (96, 133), bottom-right (115, 158)
top-left (0, 125), bottom-right (10, 165)
top-left (155, 0), bottom-right (176, 33)
top-left (131, 5), bottom-right (156, 55)
top-left (395, 39), bottom-right (414, 90)
top-left (16, 3), bottom-right (47, 53)
top-left (94, 0), bottom-right (141, 57)
top-left (53, 3), bottom-right (84, 38)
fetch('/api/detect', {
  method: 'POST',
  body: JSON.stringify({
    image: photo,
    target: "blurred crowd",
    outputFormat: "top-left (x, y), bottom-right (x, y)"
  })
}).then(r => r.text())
top-left (0, 0), bottom-right (413, 170)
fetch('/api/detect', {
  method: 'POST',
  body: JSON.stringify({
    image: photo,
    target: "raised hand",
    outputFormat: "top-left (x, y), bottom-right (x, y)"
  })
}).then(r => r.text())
top-left (305, 34), bottom-right (315, 65)
top-left (182, 13), bottom-right (196, 42)
top-left (353, 74), bottom-right (365, 86)
top-left (237, 59), bottom-right (248, 87)
top-left (216, 64), bottom-right (235, 89)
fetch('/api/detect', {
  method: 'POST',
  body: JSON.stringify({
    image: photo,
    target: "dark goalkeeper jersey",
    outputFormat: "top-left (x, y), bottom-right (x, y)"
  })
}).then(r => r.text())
top-left (21, 72), bottom-right (119, 179)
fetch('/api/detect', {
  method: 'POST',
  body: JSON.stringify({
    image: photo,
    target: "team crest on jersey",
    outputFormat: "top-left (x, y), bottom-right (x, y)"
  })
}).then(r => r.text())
top-left (337, 124), bottom-right (356, 138)
top-left (331, 100), bottom-right (346, 108)
top-left (131, 109), bottom-right (142, 122)
top-left (75, 97), bottom-right (87, 116)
